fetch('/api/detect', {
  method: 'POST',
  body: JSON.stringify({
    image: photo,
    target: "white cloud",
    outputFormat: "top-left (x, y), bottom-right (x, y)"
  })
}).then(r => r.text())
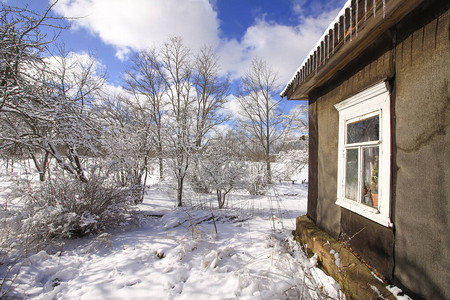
top-left (45, 51), bottom-right (106, 74)
top-left (53, 0), bottom-right (220, 60)
top-left (53, 0), bottom-right (341, 87)
top-left (221, 94), bottom-right (241, 118)
top-left (210, 124), bottom-right (232, 138)
top-left (219, 8), bottom-right (341, 86)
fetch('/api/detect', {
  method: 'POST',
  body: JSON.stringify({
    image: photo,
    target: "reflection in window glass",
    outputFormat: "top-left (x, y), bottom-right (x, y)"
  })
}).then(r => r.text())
top-left (347, 116), bottom-right (379, 144)
top-left (345, 149), bottom-right (358, 201)
top-left (362, 147), bottom-right (379, 208)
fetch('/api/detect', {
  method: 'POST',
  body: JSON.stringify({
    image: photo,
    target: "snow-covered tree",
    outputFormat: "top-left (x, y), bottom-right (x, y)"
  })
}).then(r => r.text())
top-left (276, 145), bottom-right (308, 182)
top-left (130, 37), bottom-right (230, 207)
top-left (43, 49), bottom-right (106, 182)
top-left (190, 46), bottom-right (230, 192)
top-left (0, 2), bottom-right (106, 183)
top-left (237, 58), bottom-right (288, 184)
top-left (0, 1), bottom-right (65, 180)
top-left (97, 92), bottom-right (156, 202)
top-left (192, 46), bottom-right (230, 148)
top-left (157, 37), bottom-right (195, 207)
top-left (198, 134), bottom-right (246, 208)
top-left (0, 2), bottom-right (138, 265)
top-left (124, 48), bottom-right (166, 180)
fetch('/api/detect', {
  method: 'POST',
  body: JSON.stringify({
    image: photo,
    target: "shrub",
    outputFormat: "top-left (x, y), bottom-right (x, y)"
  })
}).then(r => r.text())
top-left (244, 162), bottom-right (267, 195)
top-left (19, 174), bottom-right (136, 241)
top-left (1, 170), bottom-right (137, 297)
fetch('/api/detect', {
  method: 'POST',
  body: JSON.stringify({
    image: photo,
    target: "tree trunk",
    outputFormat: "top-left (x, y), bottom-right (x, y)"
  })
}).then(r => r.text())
top-left (217, 189), bottom-right (224, 209)
top-left (30, 151), bottom-right (50, 182)
top-left (177, 175), bottom-right (184, 207)
top-left (266, 159), bottom-right (272, 184)
top-left (140, 157), bottom-right (149, 203)
top-left (71, 151), bottom-right (88, 183)
top-left (41, 152), bottom-right (50, 181)
top-left (158, 157), bottom-right (164, 180)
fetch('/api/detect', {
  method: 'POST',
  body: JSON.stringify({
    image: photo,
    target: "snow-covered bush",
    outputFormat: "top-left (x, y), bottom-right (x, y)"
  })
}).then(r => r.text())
top-left (193, 136), bottom-right (249, 208)
top-left (17, 174), bottom-right (135, 241)
top-left (275, 149), bottom-right (308, 182)
top-left (189, 170), bottom-right (212, 194)
top-left (244, 162), bottom-right (267, 195)
top-left (197, 154), bottom-right (247, 208)
top-left (0, 210), bottom-right (20, 298)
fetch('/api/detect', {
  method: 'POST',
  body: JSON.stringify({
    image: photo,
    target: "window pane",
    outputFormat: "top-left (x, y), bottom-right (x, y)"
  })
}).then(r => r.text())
top-left (345, 149), bottom-right (358, 201)
top-left (347, 116), bottom-right (379, 144)
top-left (362, 147), bottom-right (379, 208)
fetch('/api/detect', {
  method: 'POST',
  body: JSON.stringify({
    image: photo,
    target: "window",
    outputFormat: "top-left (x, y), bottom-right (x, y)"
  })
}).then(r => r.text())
top-left (335, 81), bottom-right (392, 227)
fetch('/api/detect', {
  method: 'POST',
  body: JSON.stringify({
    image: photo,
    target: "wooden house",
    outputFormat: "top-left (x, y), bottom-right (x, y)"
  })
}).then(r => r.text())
top-left (281, 0), bottom-right (449, 298)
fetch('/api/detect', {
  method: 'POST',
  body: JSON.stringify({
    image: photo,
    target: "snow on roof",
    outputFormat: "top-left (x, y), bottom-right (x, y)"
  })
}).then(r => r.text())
top-left (280, 0), bottom-right (352, 97)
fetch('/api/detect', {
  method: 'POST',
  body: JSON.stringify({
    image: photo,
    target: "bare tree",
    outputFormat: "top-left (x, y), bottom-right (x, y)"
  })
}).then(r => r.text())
top-left (158, 37), bottom-right (194, 207)
top-left (192, 46), bottom-right (230, 148)
top-left (237, 58), bottom-right (287, 184)
top-left (124, 48), bottom-right (166, 180)
top-left (0, 38), bottom-right (106, 183)
top-left (0, 1), bottom-right (64, 178)
top-left (96, 93), bottom-right (154, 202)
top-left (190, 46), bottom-right (230, 192)
top-left (44, 49), bottom-right (106, 182)
top-left (121, 38), bottom-right (230, 206)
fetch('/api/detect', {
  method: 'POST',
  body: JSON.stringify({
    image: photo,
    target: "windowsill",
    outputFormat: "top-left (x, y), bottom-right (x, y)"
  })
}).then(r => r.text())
top-left (336, 198), bottom-right (393, 228)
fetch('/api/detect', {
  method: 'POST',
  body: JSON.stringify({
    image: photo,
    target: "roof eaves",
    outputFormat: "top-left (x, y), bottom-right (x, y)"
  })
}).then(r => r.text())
top-left (281, 0), bottom-right (423, 100)
top-left (280, 0), bottom-right (351, 98)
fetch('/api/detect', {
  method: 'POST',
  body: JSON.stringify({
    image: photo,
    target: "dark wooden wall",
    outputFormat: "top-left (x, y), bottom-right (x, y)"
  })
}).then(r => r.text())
top-left (305, 1), bottom-right (449, 299)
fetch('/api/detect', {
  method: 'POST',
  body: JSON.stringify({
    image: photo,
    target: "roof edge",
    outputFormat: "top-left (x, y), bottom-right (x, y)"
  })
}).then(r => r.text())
top-left (281, 0), bottom-right (424, 100)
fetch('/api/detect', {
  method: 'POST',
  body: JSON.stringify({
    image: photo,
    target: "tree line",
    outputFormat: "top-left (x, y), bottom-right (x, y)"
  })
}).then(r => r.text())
top-left (0, 1), bottom-right (308, 216)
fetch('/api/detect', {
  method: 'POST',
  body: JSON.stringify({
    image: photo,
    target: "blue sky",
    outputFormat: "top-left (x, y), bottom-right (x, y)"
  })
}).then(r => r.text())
top-left (12, 0), bottom-right (347, 109)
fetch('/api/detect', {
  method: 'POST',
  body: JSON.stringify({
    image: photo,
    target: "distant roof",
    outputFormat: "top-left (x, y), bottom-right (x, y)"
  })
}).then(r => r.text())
top-left (281, 0), bottom-right (425, 100)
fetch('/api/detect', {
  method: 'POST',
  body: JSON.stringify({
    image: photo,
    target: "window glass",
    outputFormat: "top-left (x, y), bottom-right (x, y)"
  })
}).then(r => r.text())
top-left (362, 147), bottom-right (379, 208)
top-left (345, 149), bottom-right (358, 201)
top-left (347, 116), bottom-right (379, 144)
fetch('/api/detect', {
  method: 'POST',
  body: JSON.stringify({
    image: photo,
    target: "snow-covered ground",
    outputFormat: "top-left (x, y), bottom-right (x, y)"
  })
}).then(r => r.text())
top-left (1, 169), bottom-right (347, 299)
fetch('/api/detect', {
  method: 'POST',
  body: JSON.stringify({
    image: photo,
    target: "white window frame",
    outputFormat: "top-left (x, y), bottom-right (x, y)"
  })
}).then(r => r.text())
top-left (335, 81), bottom-right (392, 227)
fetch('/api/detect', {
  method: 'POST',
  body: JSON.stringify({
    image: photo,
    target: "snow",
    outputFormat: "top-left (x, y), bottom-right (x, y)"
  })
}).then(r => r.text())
top-left (387, 285), bottom-right (413, 300)
top-left (0, 170), bottom-right (347, 299)
top-left (280, 0), bottom-right (352, 97)
top-left (280, 0), bottom-right (394, 97)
